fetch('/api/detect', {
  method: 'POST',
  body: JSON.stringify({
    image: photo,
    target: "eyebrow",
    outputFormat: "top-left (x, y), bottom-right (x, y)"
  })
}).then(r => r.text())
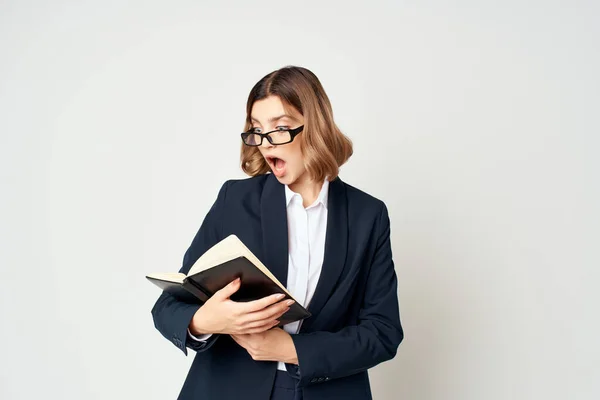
top-left (250, 114), bottom-right (296, 124)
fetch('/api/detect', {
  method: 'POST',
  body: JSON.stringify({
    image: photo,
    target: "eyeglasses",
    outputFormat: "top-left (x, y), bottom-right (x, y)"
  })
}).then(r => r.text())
top-left (241, 125), bottom-right (304, 146)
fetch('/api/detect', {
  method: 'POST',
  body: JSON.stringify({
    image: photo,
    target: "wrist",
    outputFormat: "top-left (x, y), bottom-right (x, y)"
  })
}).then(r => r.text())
top-left (189, 308), bottom-right (211, 335)
top-left (283, 351), bottom-right (299, 365)
top-left (282, 334), bottom-right (299, 364)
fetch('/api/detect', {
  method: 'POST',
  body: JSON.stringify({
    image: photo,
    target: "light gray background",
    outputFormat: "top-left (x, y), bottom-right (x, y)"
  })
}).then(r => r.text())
top-left (1, 1), bottom-right (598, 399)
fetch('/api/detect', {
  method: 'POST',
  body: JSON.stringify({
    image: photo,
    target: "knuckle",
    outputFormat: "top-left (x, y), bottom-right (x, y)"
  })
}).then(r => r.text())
top-left (260, 311), bottom-right (271, 320)
top-left (267, 305), bottom-right (278, 314)
top-left (249, 303), bottom-right (261, 313)
top-left (234, 308), bottom-right (245, 318)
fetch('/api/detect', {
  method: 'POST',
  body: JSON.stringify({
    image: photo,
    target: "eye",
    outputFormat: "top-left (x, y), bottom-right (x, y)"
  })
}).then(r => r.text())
top-left (276, 126), bottom-right (290, 131)
top-left (251, 127), bottom-right (262, 133)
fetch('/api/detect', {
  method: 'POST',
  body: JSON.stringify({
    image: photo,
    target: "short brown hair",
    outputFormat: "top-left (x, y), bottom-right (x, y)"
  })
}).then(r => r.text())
top-left (240, 66), bottom-right (353, 182)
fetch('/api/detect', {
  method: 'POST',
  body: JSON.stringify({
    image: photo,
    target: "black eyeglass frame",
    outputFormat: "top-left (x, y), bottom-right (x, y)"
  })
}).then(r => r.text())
top-left (240, 125), bottom-right (304, 146)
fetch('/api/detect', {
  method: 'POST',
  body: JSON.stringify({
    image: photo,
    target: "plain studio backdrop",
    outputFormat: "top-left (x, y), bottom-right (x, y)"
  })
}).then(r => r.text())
top-left (0, 1), bottom-right (598, 399)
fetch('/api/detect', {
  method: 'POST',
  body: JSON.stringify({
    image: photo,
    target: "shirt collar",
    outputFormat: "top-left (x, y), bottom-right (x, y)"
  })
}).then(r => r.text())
top-left (285, 179), bottom-right (330, 209)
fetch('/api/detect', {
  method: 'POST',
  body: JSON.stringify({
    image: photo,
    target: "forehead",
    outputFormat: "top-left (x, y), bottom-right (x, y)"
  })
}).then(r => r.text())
top-left (250, 96), bottom-right (302, 124)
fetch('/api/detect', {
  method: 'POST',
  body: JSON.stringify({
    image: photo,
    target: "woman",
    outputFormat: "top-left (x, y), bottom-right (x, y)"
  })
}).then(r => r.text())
top-left (151, 65), bottom-right (403, 400)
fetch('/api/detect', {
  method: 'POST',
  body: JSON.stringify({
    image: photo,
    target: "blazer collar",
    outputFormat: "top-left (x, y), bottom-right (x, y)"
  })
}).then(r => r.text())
top-left (260, 173), bottom-right (348, 332)
top-left (260, 174), bottom-right (289, 288)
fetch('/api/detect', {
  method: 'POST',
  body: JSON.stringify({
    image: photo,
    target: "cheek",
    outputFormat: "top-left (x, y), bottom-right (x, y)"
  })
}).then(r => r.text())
top-left (289, 141), bottom-right (304, 161)
top-left (287, 145), bottom-right (304, 169)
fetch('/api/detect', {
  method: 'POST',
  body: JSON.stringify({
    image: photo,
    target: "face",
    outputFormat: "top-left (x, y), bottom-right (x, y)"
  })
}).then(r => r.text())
top-left (250, 95), bottom-right (308, 186)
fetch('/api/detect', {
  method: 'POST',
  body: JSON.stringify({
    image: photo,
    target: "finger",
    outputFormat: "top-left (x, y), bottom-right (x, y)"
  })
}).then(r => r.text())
top-left (230, 334), bottom-right (243, 342)
top-left (241, 311), bottom-right (286, 330)
top-left (213, 277), bottom-right (241, 300)
top-left (240, 320), bottom-right (279, 334)
top-left (239, 293), bottom-right (288, 313)
top-left (230, 335), bottom-right (243, 347)
top-left (231, 334), bottom-right (250, 348)
top-left (241, 302), bottom-right (291, 326)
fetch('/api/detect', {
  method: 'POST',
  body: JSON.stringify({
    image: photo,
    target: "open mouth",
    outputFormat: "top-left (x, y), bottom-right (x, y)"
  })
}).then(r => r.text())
top-left (266, 156), bottom-right (287, 176)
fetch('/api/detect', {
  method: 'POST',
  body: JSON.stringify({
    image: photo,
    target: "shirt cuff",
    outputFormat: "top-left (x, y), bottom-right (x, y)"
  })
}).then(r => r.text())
top-left (187, 328), bottom-right (213, 341)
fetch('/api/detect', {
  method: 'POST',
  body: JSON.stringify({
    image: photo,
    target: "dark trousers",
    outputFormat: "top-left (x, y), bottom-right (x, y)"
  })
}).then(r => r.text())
top-left (269, 370), bottom-right (303, 400)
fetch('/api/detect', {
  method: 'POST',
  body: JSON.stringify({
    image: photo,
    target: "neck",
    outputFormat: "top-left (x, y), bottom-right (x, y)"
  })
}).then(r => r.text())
top-left (288, 175), bottom-right (324, 208)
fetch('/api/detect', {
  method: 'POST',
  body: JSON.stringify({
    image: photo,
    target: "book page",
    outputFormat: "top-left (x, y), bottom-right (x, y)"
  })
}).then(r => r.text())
top-left (188, 235), bottom-right (292, 297)
top-left (146, 272), bottom-right (185, 284)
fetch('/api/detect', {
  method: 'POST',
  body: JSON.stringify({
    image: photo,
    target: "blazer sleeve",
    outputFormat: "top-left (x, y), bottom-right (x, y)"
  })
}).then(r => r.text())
top-left (150, 181), bottom-right (230, 355)
top-left (288, 202), bottom-right (404, 387)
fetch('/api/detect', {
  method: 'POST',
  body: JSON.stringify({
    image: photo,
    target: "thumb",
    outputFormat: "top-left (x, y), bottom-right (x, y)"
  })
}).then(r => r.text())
top-left (214, 277), bottom-right (241, 300)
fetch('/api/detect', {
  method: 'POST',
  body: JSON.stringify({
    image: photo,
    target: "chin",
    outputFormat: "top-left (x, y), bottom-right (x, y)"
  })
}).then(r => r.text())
top-left (272, 173), bottom-right (292, 185)
top-left (270, 171), bottom-right (298, 186)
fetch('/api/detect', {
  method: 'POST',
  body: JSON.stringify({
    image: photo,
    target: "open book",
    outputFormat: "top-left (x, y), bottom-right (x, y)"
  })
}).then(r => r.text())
top-left (146, 234), bottom-right (311, 326)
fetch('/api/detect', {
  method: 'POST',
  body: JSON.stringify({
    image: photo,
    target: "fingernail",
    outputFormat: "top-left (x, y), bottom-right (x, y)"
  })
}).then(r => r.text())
top-left (286, 300), bottom-right (295, 306)
top-left (276, 294), bottom-right (285, 299)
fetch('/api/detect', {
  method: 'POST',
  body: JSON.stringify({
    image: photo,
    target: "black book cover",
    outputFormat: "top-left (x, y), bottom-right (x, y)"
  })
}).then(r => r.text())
top-left (147, 256), bottom-right (311, 326)
top-left (184, 256), bottom-right (311, 326)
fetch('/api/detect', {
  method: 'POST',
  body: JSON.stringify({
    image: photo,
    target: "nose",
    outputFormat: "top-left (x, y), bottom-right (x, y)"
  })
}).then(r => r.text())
top-left (260, 136), bottom-right (274, 149)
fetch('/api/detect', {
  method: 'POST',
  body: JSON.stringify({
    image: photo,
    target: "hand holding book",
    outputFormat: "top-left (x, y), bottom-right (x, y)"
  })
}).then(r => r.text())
top-left (147, 235), bottom-right (311, 327)
top-left (189, 277), bottom-right (295, 335)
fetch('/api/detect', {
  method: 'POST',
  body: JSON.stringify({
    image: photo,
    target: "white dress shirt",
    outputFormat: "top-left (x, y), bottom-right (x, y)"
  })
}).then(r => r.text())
top-left (188, 179), bottom-right (329, 372)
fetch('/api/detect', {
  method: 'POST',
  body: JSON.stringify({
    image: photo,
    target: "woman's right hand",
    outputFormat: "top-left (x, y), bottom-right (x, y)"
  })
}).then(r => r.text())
top-left (188, 277), bottom-right (295, 335)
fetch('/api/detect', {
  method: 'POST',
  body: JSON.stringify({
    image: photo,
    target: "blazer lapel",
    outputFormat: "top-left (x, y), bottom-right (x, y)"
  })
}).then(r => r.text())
top-left (260, 174), bottom-right (289, 289)
top-left (300, 176), bottom-right (348, 332)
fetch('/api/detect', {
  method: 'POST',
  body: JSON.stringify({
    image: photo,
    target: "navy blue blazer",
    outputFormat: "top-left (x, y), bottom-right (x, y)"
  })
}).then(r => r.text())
top-left (151, 173), bottom-right (403, 400)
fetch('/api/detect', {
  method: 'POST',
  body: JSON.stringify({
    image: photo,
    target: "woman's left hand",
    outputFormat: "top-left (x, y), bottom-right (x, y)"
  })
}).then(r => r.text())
top-left (231, 327), bottom-right (298, 364)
